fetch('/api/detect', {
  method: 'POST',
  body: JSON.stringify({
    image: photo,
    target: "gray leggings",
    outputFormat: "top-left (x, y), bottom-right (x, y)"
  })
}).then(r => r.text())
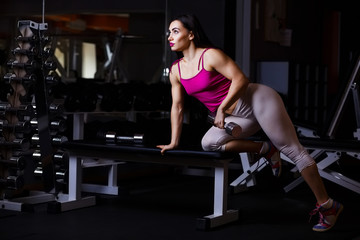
top-left (201, 83), bottom-right (315, 172)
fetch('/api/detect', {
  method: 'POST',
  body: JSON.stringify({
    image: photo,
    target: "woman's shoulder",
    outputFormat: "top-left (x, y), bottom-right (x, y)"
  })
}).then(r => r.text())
top-left (203, 47), bottom-right (225, 56)
top-left (169, 59), bottom-right (181, 81)
top-left (202, 48), bottom-right (227, 67)
top-left (170, 58), bottom-right (181, 72)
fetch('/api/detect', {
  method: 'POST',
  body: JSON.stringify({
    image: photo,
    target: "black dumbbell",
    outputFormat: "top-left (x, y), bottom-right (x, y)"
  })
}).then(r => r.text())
top-left (0, 119), bottom-right (32, 134)
top-left (34, 167), bottom-right (68, 180)
top-left (0, 156), bottom-right (27, 170)
top-left (0, 137), bottom-right (30, 151)
top-left (30, 118), bottom-right (67, 132)
top-left (0, 175), bottom-right (25, 189)
top-left (33, 150), bottom-right (69, 165)
top-left (0, 103), bottom-right (35, 116)
top-left (207, 114), bottom-right (242, 138)
top-left (105, 131), bottom-right (145, 144)
top-left (48, 103), bottom-right (65, 114)
top-left (31, 134), bottom-right (68, 146)
top-left (4, 72), bottom-right (37, 84)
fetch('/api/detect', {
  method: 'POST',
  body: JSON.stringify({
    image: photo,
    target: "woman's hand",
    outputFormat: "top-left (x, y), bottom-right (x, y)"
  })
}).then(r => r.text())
top-left (156, 144), bottom-right (177, 155)
top-left (156, 143), bottom-right (177, 155)
top-left (214, 110), bottom-right (226, 129)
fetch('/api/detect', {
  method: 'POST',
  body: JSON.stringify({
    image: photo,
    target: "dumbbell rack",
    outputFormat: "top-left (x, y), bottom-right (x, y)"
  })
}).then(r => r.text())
top-left (0, 20), bottom-right (95, 211)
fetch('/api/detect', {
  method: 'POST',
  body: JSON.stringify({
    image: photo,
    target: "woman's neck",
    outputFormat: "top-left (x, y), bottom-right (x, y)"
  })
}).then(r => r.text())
top-left (182, 46), bottom-right (203, 63)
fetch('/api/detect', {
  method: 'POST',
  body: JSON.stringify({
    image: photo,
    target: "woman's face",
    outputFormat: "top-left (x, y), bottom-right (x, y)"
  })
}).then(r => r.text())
top-left (168, 20), bottom-right (193, 51)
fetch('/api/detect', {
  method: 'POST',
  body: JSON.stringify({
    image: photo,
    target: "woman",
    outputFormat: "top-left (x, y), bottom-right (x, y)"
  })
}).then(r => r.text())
top-left (157, 14), bottom-right (343, 232)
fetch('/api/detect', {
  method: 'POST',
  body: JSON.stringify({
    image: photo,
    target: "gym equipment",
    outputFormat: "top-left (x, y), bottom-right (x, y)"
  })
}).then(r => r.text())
top-left (0, 137), bottom-right (30, 151)
top-left (0, 156), bottom-right (27, 170)
top-left (48, 103), bottom-right (64, 114)
top-left (207, 114), bottom-right (242, 138)
top-left (62, 140), bottom-right (239, 230)
top-left (0, 175), bottom-right (25, 189)
top-left (0, 119), bottom-right (32, 134)
top-left (32, 150), bottom-right (69, 165)
top-left (31, 134), bottom-right (68, 146)
top-left (0, 5), bottom-right (86, 211)
top-left (280, 55), bottom-right (360, 194)
top-left (34, 167), bottom-right (68, 180)
top-left (30, 118), bottom-right (67, 132)
top-left (4, 73), bottom-right (37, 84)
top-left (230, 54), bottom-right (360, 194)
top-left (105, 131), bottom-right (145, 144)
top-left (0, 103), bottom-right (35, 118)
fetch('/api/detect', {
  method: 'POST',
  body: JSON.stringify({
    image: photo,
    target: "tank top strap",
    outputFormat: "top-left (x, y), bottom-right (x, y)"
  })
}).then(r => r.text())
top-left (171, 58), bottom-right (182, 79)
top-left (198, 48), bottom-right (212, 70)
top-left (177, 58), bottom-right (183, 79)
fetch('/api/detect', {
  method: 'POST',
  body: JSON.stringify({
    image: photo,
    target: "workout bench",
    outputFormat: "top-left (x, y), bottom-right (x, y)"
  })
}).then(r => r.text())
top-left (61, 140), bottom-right (239, 230)
top-left (282, 137), bottom-right (360, 194)
top-left (230, 136), bottom-right (360, 194)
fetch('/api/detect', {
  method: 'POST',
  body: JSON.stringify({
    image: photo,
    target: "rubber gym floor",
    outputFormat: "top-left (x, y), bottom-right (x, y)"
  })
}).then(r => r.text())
top-left (1, 160), bottom-right (360, 240)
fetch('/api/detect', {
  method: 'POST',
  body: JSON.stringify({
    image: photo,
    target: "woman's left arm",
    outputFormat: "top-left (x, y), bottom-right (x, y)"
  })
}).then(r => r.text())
top-left (205, 49), bottom-right (249, 128)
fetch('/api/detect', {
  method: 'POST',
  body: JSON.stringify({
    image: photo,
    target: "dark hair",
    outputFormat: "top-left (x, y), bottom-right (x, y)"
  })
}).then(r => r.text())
top-left (172, 14), bottom-right (213, 48)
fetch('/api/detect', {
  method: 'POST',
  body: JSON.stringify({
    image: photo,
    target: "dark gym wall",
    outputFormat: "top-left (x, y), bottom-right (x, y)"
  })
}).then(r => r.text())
top-left (250, 0), bottom-right (359, 81)
top-left (0, 0), bottom-right (359, 82)
top-left (251, 0), bottom-right (324, 64)
top-left (0, 0), bottom-right (166, 15)
top-left (0, 0), bottom-right (228, 83)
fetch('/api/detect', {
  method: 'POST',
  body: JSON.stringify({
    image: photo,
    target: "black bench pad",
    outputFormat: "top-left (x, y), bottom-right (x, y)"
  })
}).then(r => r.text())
top-left (61, 140), bottom-right (237, 168)
top-left (299, 137), bottom-right (360, 152)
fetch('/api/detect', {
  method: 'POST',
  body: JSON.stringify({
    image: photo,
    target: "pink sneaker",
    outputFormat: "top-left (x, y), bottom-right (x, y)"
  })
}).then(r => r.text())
top-left (309, 199), bottom-right (343, 232)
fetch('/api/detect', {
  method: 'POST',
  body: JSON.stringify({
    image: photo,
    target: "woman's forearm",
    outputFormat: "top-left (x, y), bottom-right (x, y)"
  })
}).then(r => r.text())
top-left (170, 105), bottom-right (184, 147)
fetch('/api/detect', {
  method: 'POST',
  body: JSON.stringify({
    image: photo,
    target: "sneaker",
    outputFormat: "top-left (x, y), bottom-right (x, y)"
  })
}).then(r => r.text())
top-left (309, 199), bottom-right (343, 232)
top-left (262, 141), bottom-right (282, 177)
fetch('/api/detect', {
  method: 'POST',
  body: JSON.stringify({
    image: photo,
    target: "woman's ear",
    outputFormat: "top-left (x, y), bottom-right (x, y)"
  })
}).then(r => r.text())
top-left (188, 31), bottom-right (194, 41)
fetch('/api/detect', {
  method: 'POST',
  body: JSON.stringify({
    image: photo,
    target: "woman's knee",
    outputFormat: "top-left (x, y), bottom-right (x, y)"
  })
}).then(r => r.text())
top-left (280, 145), bottom-right (315, 172)
top-left (201, 134), bottom-right (225, 151)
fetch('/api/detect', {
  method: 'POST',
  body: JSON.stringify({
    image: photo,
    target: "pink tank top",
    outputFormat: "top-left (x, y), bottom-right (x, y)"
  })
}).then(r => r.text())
top-left (177, 48), bottom-right (231, 113)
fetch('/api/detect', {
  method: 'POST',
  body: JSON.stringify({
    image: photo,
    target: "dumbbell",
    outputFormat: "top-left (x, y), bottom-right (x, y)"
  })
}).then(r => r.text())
top-left (105, 131), bottom-right (145, 144)
top-left (4, 73), bottom-right (37, 84)
top-left (30, 118), bottom-right (67, 132)
top-left (207, 114), bottom-right (242, 138)
top-left (0, 175), bottom-right (25, 189)
top-left (33, 150), bottom-right (69, 165)
top-left (7, 59), bottom-right (38, 70)
top-left (34, 166), bottom-right (68, 180)
top-left (0, 137), bottom-right (30, 151)
top-left (0, 156), bottom-right (27, 170)
top-left (31, 103), bottom-right (65, 115)
top-left (0, 103), bottom-right (35, 116)
top-left (0, 119), bottom-right (32, 134)
top-left (31, 134), bottom-right (68, 146)
top-left (12, 46), bottom-right (39, 56)
top-left (48, 103), bottom-right (65, 114)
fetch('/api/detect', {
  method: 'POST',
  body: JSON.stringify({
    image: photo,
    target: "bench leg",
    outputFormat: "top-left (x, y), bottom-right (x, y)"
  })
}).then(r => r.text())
top-left (317, 152), bottom-right (360, 194)
top-left (230, 153), bottom-right (268, 193)
top-left (0, 191), bottom-right (55, 211)
top-left (48, 156), bottom-right (96, 213)
top-left (197, 163), bottom-right (238, 230)
top-left (82, 164), bottom-right (120, 195)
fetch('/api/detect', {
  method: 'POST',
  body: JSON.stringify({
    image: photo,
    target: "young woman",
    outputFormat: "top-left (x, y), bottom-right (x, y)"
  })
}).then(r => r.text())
top-left (156, 14), bottom-right (343, 232)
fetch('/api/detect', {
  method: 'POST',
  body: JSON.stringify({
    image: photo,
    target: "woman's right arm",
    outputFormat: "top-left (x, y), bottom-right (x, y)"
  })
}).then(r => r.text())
top-left (157, 64), bottom-right (185, 154)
